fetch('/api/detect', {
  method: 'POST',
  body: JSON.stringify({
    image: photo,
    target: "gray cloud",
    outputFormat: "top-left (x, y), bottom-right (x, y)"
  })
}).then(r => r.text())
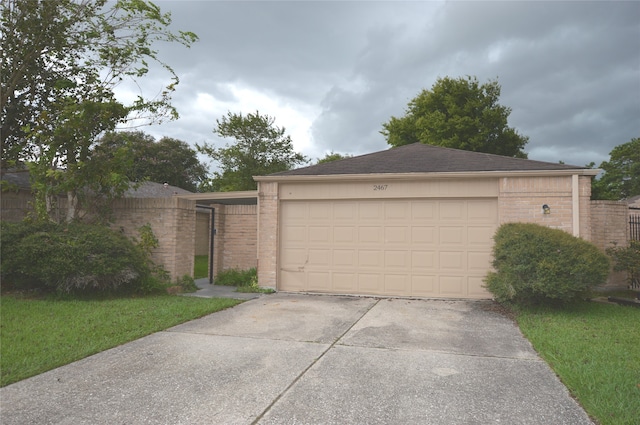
top-left (138, 0), bottom-right (639, 169)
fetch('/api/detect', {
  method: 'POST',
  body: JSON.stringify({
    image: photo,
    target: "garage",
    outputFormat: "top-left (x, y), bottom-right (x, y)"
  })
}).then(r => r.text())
top-left (280, 198), bottom-right (497, 298)
top-left (255, 143), bottom-right (598, 299)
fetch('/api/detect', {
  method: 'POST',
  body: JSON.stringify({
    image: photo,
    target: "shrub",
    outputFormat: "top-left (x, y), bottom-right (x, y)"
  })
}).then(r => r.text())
top-left (606, 240), bottom-right (640, 290)
top-left (484, 223), bottom-right (610, 304)
top-left (214, 267), bottom-right (257, 286)
top-left (0, 221), bottom-right (162, 294)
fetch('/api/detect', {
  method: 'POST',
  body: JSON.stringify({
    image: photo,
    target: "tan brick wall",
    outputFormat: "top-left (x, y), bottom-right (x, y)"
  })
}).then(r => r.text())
top-left (590, 200), bottom-right (629, 287)
top-left (498, 176), bottom-right (575, 234)
top-left (199, 204), bottom-right (257, 279)
top-left (110, 197), bottom-right (196, 281)
top-left (257, 182), bottom-right (279, 288)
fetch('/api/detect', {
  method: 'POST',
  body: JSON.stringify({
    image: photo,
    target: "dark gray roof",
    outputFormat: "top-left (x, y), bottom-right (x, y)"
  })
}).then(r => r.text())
top-left (271, 143), bottom-right (587, 176)
top-left (124, 181), bottom-right (192, 198)
top-left (0, 169), bottom-right (30, 189)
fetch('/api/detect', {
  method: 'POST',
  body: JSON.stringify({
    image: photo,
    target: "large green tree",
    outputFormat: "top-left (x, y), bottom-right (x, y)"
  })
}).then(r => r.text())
top-left (591, 137), bottom-right (640, 200)
top-left (198, 111), bottom-right (308, 192)
top-left (0, 0), bottom-right (197, 222)
top-left (95, 131), bottom-right (208, 192)
top-left (381, 76), bottom-right (529, 158)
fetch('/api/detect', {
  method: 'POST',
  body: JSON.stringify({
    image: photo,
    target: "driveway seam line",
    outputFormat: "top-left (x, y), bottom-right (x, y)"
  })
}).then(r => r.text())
top-left (250, 299), bottom-right (381, 425)
top-left (334, 343), bottom-right (543, 361)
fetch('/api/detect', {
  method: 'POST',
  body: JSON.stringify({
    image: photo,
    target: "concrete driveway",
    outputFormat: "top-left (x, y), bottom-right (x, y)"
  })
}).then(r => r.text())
top-left (0, 294), bottom-right (592, 424)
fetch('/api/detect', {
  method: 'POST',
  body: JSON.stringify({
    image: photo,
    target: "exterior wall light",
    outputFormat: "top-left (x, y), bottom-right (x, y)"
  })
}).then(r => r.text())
top-left (542, 204), bottom-right (551, 215)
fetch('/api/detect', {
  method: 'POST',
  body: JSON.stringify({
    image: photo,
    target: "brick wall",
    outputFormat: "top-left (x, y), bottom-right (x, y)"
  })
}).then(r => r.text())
top-left (498, 176), bottom-right (576, 234)
top-left (109, 197), bottom-right (196, 280)
top-left (208, 204), bottom-right (257, 277)
top-left (257, 182), bottom-right (279, 288)
top-left (590, 200), bottom-right (629, 287)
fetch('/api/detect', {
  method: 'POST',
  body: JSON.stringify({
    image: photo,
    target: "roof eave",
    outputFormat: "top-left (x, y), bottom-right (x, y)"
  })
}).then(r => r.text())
top-left (254, 169), bottom-right (600, 183)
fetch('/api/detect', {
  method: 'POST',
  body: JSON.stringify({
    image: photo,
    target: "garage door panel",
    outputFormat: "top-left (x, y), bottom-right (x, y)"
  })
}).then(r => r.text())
top-left (440, 227), bottom-right (464, 245)
top-left (281, 248), bottom-right (307, 265)
top-left (334, 273), bottom-right (357, 291)
top-left (358, 273), bottom-right (382, 292)
top-left (384, 274), bottom-right (410, 294)
top-left (385, 250), bottom-right (410, 268)
top-left (411, 275), bottom-right (437, 295)
top-left (333, 249), bottom-right (355, 266)
top-left (468, 251), bottom-right (492, 271)
top-left (308, 272), bottom-right (330, 291)
top-left (411, 227), bottom-right (436, 244)
top-left (439, 201), bottom-right (466, 220)
top-left (385, 226), bottom-right (409, 243)
top-left (334, 226), bottom-right (355, 243)
top-left (282, 225), bottom-right (306, 243)
top-left (308, 249), bottom-right (330, 267)
top-left (440, 251), bottom-right (465, 269)
top-left (309, 226), bottom-right (331, 243)
top-left (439, 276), bottom-right (465, 297)
top-left (468, 226), bottom-right (495, 245)
top-left (280, 199), bottom-right (496, 298)
top-left (359, 227), bottom-right (382, 243)
top-left (468, 276), bottom-right (488, 298)
top-left (412, 251), bottom-right (436, 269)
top-left (358, 250), bottom-right (383, 268)
top-left (412, 201), bottom-right (436, 219)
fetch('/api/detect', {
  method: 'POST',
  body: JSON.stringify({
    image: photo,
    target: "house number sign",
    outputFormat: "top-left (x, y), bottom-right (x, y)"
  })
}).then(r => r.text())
top-left (373, 184), bottom-right (388, 191)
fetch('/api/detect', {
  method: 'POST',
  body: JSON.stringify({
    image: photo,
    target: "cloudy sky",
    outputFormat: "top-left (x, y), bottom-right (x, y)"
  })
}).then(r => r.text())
top-left (119, 0), bottom-right (640, 170)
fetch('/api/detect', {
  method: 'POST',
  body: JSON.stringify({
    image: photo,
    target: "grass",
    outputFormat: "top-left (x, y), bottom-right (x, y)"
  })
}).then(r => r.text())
top-left (194, 255), bottom-right (208, 279)
top-left (513, 301), bottom-right (640, 425)
top-left (0, 293), bottom-right (242, 387)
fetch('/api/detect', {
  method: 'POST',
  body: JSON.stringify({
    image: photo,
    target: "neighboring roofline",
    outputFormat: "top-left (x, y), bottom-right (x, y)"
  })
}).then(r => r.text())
top-left (175, 190), bottom-right (258, 205)
top-left (254, 168), bottom-right (600, 183)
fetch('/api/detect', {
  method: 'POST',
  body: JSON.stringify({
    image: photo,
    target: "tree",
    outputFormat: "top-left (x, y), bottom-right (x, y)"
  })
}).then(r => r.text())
top-left (95, 131), bottom-right (208, 192)
top-left (591, 137), bottom-right (640, 200)
top-left (198, 111), bottom-right (308, 192)
top-left (381, 76), bottom-right (529, 158)
top-left (1, 0), bottom-right (197, 222)
top-left (316, 151), bottom-right (352, 164)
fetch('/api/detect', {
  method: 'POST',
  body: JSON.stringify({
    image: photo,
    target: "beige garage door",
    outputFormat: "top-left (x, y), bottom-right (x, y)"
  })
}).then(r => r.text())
top-left (279, 199), bottom-right (497, 299)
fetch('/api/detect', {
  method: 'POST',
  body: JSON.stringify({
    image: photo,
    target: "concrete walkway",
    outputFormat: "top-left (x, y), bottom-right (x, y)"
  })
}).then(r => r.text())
top-left (0, 294), bottom-right (593, 424)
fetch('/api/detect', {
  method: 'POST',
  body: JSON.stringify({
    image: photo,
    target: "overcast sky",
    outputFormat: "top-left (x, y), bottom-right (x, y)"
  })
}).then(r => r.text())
top-left (118, 0), bottom-right (640, 170)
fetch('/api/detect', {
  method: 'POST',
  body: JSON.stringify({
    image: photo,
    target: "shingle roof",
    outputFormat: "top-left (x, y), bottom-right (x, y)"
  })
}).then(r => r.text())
top-left (271, 143), bottom-right (588, 176)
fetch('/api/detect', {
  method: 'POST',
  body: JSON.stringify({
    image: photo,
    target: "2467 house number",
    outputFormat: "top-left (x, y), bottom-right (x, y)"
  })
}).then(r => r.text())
top-left (373, 184), bottom-right (388, 191)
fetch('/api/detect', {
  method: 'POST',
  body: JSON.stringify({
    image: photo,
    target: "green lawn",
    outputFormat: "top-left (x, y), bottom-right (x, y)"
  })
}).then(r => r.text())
top-left (514, 301), bottom-right (640, 425)
top-left (0, 294), bottom-right (241, 387)
top-left (194, 255), bottom-right (208, 279)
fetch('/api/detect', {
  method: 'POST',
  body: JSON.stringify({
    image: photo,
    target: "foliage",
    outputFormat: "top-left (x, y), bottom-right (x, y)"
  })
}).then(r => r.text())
top-left (0, 294), bottom-right (242, 386)
top-left (95, 131), bottom-right (208, 192)
top-left (173, 274), bottom-right (198, 293)
top-left (198, 111), bottom-right (308, 191)
top-left (381, 76), bottom-right (528, 158)
top-left (194, 255), bottom-right (209, 279)
top-left (606, 240), bottom-right (640, 290)
top-left (214, 267), bottom-right (257, 287)
top-left (235, 274), bottom-right (275, 293)
top-left (0, 221), bottom-right (163, 294)
top-left (484, 223), bottom-right (610, 304)
top-left (591, 137), bottom-right (640, 200)
top-left (1, 0), bottom-right (197, 222)
top-left (514, 302), bottom-right (640, 425)
top-left (316, 151), bottom-right (352, 164)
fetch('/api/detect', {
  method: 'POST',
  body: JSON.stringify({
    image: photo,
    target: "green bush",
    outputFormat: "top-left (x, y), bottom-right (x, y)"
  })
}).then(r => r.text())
top-left (214, 267), bottom-right (256, 286)
top-left (484, 223), bottom-right (610, 304)
top-left (1, 221), bottom-right (162, 294)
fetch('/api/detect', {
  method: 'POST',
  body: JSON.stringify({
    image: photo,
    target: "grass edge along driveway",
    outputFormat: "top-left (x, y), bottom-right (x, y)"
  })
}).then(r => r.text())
top-left (0, 294), bottom-right (242, 387)
top-left (514, 301), bottom-right (640, 425)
